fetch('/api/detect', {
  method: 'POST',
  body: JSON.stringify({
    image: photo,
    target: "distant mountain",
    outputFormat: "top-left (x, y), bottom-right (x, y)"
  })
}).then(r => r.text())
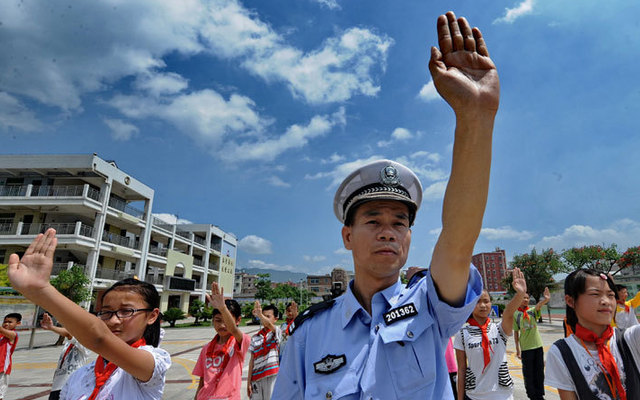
top-left (237, 268), bottom-right (308, 283)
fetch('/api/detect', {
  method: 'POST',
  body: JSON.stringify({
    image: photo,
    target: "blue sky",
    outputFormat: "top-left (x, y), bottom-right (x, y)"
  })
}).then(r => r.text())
top-left (2, 0), bottom-right (639, 276)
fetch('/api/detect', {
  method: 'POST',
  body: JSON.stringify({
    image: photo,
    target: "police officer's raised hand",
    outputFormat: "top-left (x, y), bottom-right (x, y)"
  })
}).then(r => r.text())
top-left (428, 11), bottom-right (499, 116)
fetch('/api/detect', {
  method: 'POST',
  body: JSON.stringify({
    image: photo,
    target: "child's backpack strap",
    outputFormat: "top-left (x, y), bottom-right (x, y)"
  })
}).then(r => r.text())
top-left (615, 328), bottom-right (640, 398)
top-left (553, 339), bottom-right (594, 399)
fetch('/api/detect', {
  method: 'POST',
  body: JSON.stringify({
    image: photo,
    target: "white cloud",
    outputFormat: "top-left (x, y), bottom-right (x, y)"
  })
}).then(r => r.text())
top-left (239, 235), bottom-right (273, 254)
top-left (429, 227), bottom-right (442, 236)
top-left (423, 181), bottom-right (447, 201)
top-left (304, 155), bottom-right (382, 187)
top-left (410, 151), bottom-right (442, 164)
top-left (134, 72), bottom-right (188, 97)
top-left (321, 153), bottom-right (346, 164)
top-left (220, 107), bottom-right (346, 162)
top-left (303, 255), bottom-right (327, 262)
top-left (0, 92), bottom-right (43, 132)
top-left (494, 0), bottom-right (535, 24)
top-left (391, 127), bottom-right (412, 141)
top-left (103, 118), bottom-right (139, 141)
top-left (480, 226), bottom-right (535, 241)
top-left (417, 80), bottom-right (439, 102)
top-left (536, 219), bottom-right (640, 251)
top-left (334, 248), bottom-right (350, 255)
top-left (152, 213), bottom-right (193, 225)
top-left (313, 0), bottom-right (341, 10)
top-left (247, 259), bottom-right (297, 272)
top-left (267, 176), bottom-right (291, 188)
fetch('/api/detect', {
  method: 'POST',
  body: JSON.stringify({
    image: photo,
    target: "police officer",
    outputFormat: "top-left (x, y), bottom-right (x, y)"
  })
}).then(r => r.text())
top-left (272, 11), bottom-right (499, 400)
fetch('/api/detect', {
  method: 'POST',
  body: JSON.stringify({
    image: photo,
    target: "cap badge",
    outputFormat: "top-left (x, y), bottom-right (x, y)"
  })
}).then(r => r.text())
top-left (380, 165), bottom-right (400, 187)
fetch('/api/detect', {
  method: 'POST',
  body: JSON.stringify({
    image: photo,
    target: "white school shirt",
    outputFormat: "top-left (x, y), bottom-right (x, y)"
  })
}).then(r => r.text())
top-left (51, 338), bottom-right (90, 391)
top-left (545, 325), bottom-right (640, 399)
top-left (60, 345), bottom-right (171, 400)
top-left (454, 321), bottom-right (514, 400)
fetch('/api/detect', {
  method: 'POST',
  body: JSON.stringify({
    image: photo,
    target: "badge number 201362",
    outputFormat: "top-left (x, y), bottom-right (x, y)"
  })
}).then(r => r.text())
top-left (383, 303), bottom-right (418, 326)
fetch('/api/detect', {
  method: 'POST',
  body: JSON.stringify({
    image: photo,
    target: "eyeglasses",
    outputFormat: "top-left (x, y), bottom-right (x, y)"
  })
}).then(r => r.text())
top-left (96, 308), bottom-right (153, 320)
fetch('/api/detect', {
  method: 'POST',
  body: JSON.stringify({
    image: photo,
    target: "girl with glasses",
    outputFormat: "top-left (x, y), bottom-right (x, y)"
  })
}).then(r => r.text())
top-left (8, 228), bottom-right (171, 399)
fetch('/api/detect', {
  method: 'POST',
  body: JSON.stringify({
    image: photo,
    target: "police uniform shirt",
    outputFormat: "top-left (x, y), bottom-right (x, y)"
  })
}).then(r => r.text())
top-left (272, 265), bottom-right (483, 400)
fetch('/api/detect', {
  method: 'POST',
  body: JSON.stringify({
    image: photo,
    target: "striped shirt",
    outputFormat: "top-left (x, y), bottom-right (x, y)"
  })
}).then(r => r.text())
top-left (250, 327), bottom-right (282, 381)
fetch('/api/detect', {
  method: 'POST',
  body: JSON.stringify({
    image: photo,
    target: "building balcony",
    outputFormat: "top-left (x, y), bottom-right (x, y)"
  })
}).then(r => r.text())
top-left (0, 221), bottom-right (94, 238)
top-left (51, 262), bottom-right (87, 276)
top-left (149, 245), bottom-right (168, 257)
top-left (94, 267), bottom-right (134, 281)
top-left (102, 230), bottom-right (136, 249)
top-left (151, 217), bottom-right (173, 232)
top-left (108, 196), bottom-right (145, 220)
top-left (144, 274), bottom-right (165, 285)
top-left (0, 184), bottom-right (100, 201)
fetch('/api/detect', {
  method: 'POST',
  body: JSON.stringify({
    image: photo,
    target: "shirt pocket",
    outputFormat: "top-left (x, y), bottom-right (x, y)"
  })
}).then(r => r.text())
top-left (305, 367), bottom-right (359, 400)
top-left (379, 312), bottom-right (436, 395)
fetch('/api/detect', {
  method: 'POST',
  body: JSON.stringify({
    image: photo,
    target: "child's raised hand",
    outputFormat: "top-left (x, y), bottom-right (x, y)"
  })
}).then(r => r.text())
top-left (252, 300), bottom-right (262, 318)
top-left (511, 267), bottom-right (527, 295)
top-left (206, 282), bottom-right (226, 310)
top-left (40, 312), bottom-right (54, 330)
top-left (8, 228), bottom-right (57, 295)
top-left (543, 286), bottom-right (550, 301)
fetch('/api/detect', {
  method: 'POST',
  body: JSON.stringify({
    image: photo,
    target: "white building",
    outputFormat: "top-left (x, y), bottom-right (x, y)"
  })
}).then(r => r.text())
top-left (0, 154), bottom-right (236, 313)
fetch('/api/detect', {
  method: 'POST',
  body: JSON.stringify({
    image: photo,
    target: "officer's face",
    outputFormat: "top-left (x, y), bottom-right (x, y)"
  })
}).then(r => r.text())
top-left (342, 200), bottom-right (411, 280)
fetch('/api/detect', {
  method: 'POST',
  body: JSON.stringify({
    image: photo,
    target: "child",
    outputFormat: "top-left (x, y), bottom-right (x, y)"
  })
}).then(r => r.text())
top-left (0, 312), bottom-right (21, 400)
top-left (248, 301), bottom-right (281, 400)
top-left (513, 287), bottom-right (550, 400)
top-left (445, 336), bottom-right (458, 398)
top-left (613, 284), bottom-right (640, 329)
top-left (193, 282), bottom-right (250, 400)
top-left (546, 269), bottom-right (640, 399)
top-left (455, 268), bottom-right (528, 400)
top-left (8, 228), bottom-right (171, 400)
top-left (40, 312), bottom-right (89, 400)
top-left (279, 301), bottom-right (297, 353)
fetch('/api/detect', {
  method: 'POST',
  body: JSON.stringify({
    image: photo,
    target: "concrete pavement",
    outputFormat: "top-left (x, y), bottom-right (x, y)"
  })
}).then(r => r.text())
top-left (9, 319), bottom-right (566, 399)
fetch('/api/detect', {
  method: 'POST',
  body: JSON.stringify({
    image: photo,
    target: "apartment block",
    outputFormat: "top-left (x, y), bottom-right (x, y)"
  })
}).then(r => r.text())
top-left (0, 154), bottom-right (236, 314)
top-left (472, 248), bottom-right (508, 292)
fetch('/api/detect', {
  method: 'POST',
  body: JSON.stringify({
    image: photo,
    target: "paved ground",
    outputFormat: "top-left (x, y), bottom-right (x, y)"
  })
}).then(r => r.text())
top-left (9, 318), bottom-right (566, 400)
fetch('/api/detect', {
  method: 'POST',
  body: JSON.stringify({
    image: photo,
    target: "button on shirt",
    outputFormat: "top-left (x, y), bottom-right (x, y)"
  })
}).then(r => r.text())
top-left (272, 266), bottom-right (482, 400)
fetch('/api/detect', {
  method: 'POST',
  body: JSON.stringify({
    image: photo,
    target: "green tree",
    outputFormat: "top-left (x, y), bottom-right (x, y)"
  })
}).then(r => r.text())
top-left (617, 246), bottom-right (640, 271)
top-left (502, 248), bottom-right (567, 302)
top-left (201, 305), bottom-right (213, 323)
top-left (0, 264), bottom-right (10, 287)
top-left (242, 302), bottom-right (254, 318)
top-left (189, 299), bottom-right (206, 326)
top-left (163, 307), bottom-right (186, 327)
top-left (50, 265), bottom-right (92, 304)
top-left (562, 244), bottom-right (621, 274)
top-left (255, 273), bottom-right (274, 301)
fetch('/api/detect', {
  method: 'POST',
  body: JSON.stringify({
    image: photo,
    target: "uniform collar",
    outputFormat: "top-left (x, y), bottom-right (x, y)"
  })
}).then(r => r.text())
top-left (340, 278), bottom-right (403, 329)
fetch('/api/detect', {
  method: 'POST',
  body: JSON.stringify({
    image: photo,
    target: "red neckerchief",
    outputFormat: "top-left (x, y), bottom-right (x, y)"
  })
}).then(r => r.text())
top-left (467, 317), bottom-right (492, 372)
top-left (617, 300), bottom-right (630, 313)
top-left (284, 319), bottom-right (294, 335)
top-left (574, 324), bottom-right (626, 400)
top-left (254, 328), bottom-right (278, 356)
top-left (88, 337), bottom-right (146, 400)
top-left (518, 306), bottom-right (530, 321)
top-left (59, 342), bottom-right (75, 368)
top-left (206, 334), bottom-right (237, 372)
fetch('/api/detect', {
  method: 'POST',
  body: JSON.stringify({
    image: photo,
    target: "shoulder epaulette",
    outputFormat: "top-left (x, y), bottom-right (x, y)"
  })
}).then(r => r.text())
top-left (289, 300), bottom-right (335, 336)
top-left (407, 268), bottom-right (429, 289)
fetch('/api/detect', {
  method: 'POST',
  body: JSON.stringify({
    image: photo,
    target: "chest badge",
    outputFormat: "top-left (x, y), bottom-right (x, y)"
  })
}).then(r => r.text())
top-left (383, 302), bottom-right (418, 326)
top-left (314, 354), bottom-right (346, 374)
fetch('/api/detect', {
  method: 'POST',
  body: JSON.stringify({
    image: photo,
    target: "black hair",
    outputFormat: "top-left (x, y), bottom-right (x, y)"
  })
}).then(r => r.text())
top-left (101, 278), bottom-right (161, 347)
top-left (212, 299), bottom-right (242, 320)
top-left (564, 269), bottom-right (617, 332)
top-left (615, 284), bottom-right (627, 292)
top-left (285, 302), bottom-right (296, 310)
top-left (262, 304), bottom-right (279, 319)
top-left (4, 313), bottom-right (22, 323)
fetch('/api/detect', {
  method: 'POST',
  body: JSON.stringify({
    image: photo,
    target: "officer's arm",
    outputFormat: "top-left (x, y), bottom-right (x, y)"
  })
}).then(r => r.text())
top-left (428, 12), bottom-right (499, 305)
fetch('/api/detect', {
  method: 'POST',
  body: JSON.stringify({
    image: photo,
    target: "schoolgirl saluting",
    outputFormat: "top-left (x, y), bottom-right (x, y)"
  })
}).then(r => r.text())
top-left (8, 229), bottom-right (171, 399)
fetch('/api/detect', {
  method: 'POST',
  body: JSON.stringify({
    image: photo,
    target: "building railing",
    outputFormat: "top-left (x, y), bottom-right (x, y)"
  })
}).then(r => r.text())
top-left (95, 267), bottom-right (133, 281)
top-left (152, 216), bottom-right (173, 231)
top-left (102, 230), bottom-right (135, 249)
top-left (149, 245), bottom-right (168, 257)
top-left (51, 263), bottom-right (87, 276)
top-left (108, 197), bottom-right (145, 220)
top-left (144, 275), bottom-right (164, 285)
top-left (176, 230), bottom-right (191, 239)
top-left (0, 222), bottom-right (95, 238)
top-left (0, 184), bottom-right (101, 201)
top-left (194, 236), bottom-right (206, 246)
